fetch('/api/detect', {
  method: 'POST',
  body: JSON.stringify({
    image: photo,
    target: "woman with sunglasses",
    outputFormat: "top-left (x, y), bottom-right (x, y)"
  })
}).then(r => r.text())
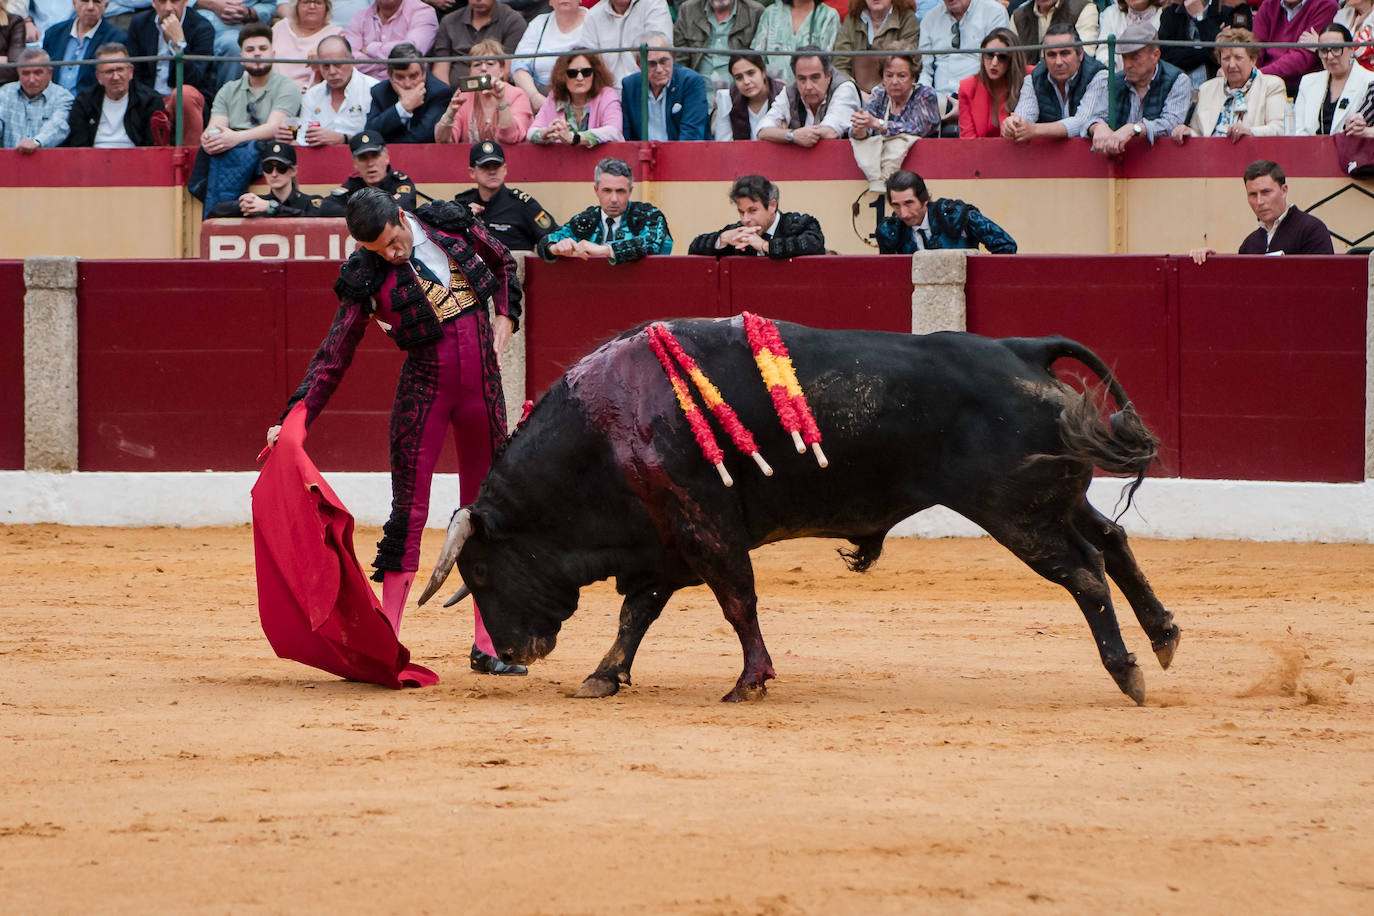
top-left (1294, 23), bottom-right (1374, 134)
top-left (527, 48), bottom-right (622, 145)
top-left (510, 0), bottom-right (588, 111)
top-left (958, 28), bottom-right (1028, 138)
top-left (272, 0), bottom-right (344, 90)
top-left (435, 38), bottom-right (533, 144)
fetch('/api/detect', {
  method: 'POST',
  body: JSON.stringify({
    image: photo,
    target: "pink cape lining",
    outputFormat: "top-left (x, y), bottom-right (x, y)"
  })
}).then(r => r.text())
top-left (251, 403), bottom-right (438, 688)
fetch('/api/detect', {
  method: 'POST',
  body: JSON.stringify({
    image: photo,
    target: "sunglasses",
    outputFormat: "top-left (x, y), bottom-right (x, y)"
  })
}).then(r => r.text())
top-left (565, 66), bottom-right (594, 79)
top-left (261, 161), bottom-right (293, 173)
top-left (983, 51), bottom-right (1009, 62)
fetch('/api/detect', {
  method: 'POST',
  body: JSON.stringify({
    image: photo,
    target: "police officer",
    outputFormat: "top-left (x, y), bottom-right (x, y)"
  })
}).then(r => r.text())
top-left (317, 131), bottom-right (421, 218)
top-left (453, 141), bottom-right (558, 252)
top-left (204, 141), bottom-right (323, 219)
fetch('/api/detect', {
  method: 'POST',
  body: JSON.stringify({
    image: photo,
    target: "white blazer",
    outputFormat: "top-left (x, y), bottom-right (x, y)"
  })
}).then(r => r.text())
top-left (1293, 64), bottom-right (1374, 136)
top-left (1190, 71), bottom-right (1288, 136)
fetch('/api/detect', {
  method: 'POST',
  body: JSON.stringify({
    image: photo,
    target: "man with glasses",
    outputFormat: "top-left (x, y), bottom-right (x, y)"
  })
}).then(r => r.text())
top-left (364, 41), bottom-right (453, 143)
top-left (918, 0), bottom-right (1007, 133)
top-left (1001, 24), bottom-right (1106, 141)
top-left (288, 33), bottom-right (378, 146)
top-left (66, 40), bottom-right (165, 146)
top-left (621, 31), bottom-right (709, 140)
top-left (195, 22), bottom-right (301, 211)
top-left (205, 140), bottom-right (323, 216)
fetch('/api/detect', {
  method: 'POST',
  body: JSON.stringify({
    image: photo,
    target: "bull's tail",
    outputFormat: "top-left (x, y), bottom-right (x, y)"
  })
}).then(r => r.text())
top-left (1007, 336), bottom-right (1159, 516)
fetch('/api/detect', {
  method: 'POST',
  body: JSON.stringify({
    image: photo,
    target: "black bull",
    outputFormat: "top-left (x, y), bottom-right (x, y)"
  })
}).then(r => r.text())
top-left (420, 319), bottom-right (1181, 704)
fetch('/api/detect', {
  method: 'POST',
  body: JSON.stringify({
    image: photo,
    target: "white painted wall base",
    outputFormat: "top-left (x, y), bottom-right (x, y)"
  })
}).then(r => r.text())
top-left (3, 472), bottom-right (1372, 542)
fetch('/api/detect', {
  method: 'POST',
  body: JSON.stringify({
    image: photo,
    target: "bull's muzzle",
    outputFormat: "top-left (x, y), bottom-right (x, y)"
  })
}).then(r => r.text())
top-left (416, 507), bottom-right (473, 607)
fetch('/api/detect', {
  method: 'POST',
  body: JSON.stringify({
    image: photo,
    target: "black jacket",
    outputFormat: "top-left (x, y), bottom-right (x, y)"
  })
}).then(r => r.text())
top-left (205, 185), bottom-right (323, 219)
top-left (454, 184), bottom-right (558, 251)
top-left (66, 80), bottom-right (165, 147)
top-left (688, 212), bottom-right (826, 259)
top-left (317, 168), bottom-right (420, 217)
top-left (125, 7), bottom-right (218, 105)
top-left (364, 74), bottom-right (453, 144)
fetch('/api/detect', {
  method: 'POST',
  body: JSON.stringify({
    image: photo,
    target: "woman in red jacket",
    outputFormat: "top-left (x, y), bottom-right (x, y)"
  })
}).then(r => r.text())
top-left (958, 28), bottom-right (1030, 138)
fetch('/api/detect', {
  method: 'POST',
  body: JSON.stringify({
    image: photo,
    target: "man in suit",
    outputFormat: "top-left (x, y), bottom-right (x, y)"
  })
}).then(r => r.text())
top-left (42, 0), bottom-right (126, 96)
top-left (621, 31), bottom-right (709, 141)
top-left (876, 169), bottom-right (1017, 254)
top-left (65, 41), bottom-right (165, 145)
top-left (688, 174), bottom-right (825, 259)
top-left (364, 42), bottom-right (453, 143)
top-left (536, 157), bottom-right (672, 264)
top-left (1189, 160), bottom-right (1335, 263)
top-left (125, 0), bottom-right (216, 145)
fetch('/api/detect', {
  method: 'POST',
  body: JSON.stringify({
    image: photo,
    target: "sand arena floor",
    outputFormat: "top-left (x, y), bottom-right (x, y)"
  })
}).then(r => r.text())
top-left (3, 524), bottom-right (1373, 914)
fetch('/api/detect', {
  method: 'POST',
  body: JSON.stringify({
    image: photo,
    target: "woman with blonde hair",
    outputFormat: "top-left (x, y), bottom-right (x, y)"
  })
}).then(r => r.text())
top-left (832, 0), bottom-right (919, 93)
top-left (527, 48), bottom-right (622, 146)
top-left (1172, 27), bottom-right (1285, 142)
top-left (435, 38), bottom-right (534, 145)
top-left (272, 0), bottom-right (344, 90)
top-left (958, 28), bottom-right (1029, 137)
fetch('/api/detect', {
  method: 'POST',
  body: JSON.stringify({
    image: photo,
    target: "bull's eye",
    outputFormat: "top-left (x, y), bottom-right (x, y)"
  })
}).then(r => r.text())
top-left (472, 561), bottom-right (489, 585)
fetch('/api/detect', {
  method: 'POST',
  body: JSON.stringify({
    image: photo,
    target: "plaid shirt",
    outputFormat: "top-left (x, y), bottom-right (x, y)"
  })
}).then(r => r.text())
top-left (0, 80), bottom-right (74, 148)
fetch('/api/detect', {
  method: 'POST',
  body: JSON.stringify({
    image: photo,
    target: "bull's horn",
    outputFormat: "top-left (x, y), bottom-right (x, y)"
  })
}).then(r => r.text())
top-left (417, 508), bottom-right (474, 606)
top-left (442, 584), bottom-right (472, 608)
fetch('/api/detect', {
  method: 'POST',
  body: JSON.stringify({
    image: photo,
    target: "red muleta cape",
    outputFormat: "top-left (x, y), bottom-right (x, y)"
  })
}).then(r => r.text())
top-left (251, 403), bottom-right (438, 688)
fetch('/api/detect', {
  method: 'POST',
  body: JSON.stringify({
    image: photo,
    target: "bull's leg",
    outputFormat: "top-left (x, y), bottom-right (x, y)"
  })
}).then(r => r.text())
top-left (979, 515), bottom-right (1147, 705)
top-left (683, 547), bottom-right (773, 703)
top-left (1073, 503), bottom-right (1181, 670)
top-left (573, 586), bottom-right (673, 699)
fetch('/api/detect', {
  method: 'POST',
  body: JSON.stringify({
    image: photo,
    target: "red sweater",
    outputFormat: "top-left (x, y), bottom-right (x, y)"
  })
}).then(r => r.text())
top-left (1253, 0), bottom-right (1339, 91)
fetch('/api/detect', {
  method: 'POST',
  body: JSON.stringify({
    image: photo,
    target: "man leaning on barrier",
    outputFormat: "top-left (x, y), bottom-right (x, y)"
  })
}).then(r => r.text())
top-left (1001, 23), bottom-right (1105, 141)
top-left (877, 169), bottom-right (1017, 254)
top-left (688, 173), bottom-right (826, 259)
top-left (66, 40), bottom-right (165, 146)
top-left (1086, 21), bottom-right (1190, 156)
top-left (756, 45), bottom-right (859, 145)
top-left (318, 129), bottom-right (419, 216)
top-left (0, 47), bottom-right (72, 151)
top-left (1189, 159), bottom-right (1334, 264)
top-left (537, 156), bottom-right (672, 264)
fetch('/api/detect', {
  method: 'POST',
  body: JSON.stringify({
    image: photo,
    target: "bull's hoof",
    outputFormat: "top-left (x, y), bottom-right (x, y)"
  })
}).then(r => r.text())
top-left (1118, 666), bottom-right (1147, 706)
top-left (722, 683), bottom-right (767, 703)
top-left (1153, 627), bottom-right (1181, 670)
top-left (574, 675), bottom-right (620, 699)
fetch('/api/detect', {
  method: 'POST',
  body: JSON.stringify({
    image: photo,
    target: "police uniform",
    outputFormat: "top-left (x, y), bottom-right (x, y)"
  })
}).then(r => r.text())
top-left (453, 141), bottom-right (557, 252)
top-left (204, 142), bottom-right (324, 219)
top-left (316, 131), bottom-right (421, 217)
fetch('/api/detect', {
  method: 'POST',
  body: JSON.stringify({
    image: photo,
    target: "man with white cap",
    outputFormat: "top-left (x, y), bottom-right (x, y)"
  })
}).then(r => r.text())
top-left (1086, 21), bottom-right (1191, 155)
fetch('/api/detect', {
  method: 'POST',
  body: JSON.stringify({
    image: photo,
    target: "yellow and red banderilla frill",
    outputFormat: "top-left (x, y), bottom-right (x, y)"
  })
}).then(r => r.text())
top-left (742, 311), bottom-right (828, 468)
top-left (647, 322), bottom-right (771, 487)
top-left (648, 317), bottom-right (826, 486)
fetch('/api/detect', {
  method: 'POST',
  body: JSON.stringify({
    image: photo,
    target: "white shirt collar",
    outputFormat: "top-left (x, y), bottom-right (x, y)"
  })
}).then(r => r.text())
top-left (70, 17), bottom-right (102, 40)
top-left (765, 211), bottom-right (781, 237)
top-left (1262, 204), bottom-right (1292, 241)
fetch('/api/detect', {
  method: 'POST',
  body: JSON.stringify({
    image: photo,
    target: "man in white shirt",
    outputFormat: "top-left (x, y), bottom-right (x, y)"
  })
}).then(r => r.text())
top-left (288, 33), bottom-right (377, 145)
top-left (756, 46), bottom-right (859, 146)
top-left (918, 0), bottom-right (1009, 127)
top-left (581, 0), bottom-right (672, 86)
top-left (66, 40), bottom-right (167, 146)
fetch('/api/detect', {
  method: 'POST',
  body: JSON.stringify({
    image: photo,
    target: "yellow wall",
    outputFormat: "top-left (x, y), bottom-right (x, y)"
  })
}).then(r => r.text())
top-left (1, 176), bottom-right (1363, 260)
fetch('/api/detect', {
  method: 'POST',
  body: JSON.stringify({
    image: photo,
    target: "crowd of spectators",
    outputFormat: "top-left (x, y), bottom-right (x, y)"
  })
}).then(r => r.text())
top-left (0, 0), bottom-right (1369, 246)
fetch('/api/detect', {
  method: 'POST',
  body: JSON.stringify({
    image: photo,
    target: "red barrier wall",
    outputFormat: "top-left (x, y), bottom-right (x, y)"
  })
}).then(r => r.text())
top-left (523, 256), bottom-right (913, 396)
top-left (0, 261), bottom-right (23, 471)
top-left (13, 255), bottom-right (1367, 481)
top-left (966, 254), bottom-right (1368, 482)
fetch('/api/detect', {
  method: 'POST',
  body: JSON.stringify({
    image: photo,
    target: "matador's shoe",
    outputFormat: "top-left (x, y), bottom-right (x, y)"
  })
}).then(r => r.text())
top-left (470, 645), bottom-right (528, 676)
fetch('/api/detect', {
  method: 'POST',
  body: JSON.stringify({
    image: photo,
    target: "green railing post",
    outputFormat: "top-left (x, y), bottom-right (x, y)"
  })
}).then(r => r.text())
top-left (1105, 35), bottom-right (1118, 130)
top-left (639, 43), bottom-right (650, 140)
top-left (174, 48), bottom-right (185, 146)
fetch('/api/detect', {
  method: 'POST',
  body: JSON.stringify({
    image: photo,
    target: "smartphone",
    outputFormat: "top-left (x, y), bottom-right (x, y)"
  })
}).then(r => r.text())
top-left (455, 73), bottom-right (493, 92)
